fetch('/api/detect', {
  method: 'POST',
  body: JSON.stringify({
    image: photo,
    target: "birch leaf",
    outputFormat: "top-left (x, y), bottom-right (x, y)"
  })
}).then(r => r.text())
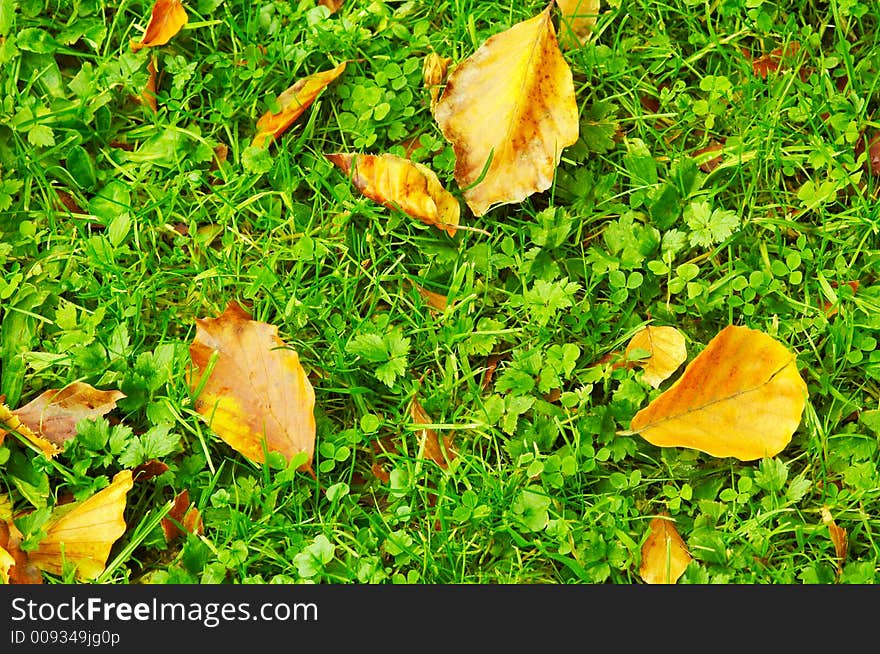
top-left (629, 325), bottom-right (808, 461)
top-left (327, 152), bottom-right (459, 236)
top-left (188, 302), bottom-right (316, 470)
top-left (130, 0), bottom-right (188, 52)
top-left (253, 62), bottom-right (346, 148)
top-left (625, 325), bottom-right (687, 388)
top-left (433, 4), bottom-right (579, 216)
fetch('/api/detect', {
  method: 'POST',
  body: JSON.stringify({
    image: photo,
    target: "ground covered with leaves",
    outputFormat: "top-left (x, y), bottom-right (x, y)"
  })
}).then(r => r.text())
top-left (1, 0), bottom-right (879, 584)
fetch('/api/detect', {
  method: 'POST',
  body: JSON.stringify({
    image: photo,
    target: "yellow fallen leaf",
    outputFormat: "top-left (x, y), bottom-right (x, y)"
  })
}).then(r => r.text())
top-left (188, 302), bottom-right (316, 470)
top-left (0, 402), bottom-right (60, 459)
top-left (423, 51), bottom-right (452, 113)
top-left (410, 396), bottom-right (455, 468)
top-left (28, 469), bottom-right (133, 581)
top-left (0, 520), bottom-right (42, 584)
top-left (555, 0), bottom-right (600, 49)
top-left (626, 325), bottom-right (687, 388)
top-left (639, 514), bottom-right (691, 584)
top-left (433, 5), bottom-right (579, 216)
top-left (130, 0), bottom-right (188, 52)
top-left (253, 62), bottom-right (346, 148)
top-left (629, 325), bottom-right (808, 461)
top-left (0, 544), bottom-right (14, 584)
top-left (326, 152), bottom-right (460, 236)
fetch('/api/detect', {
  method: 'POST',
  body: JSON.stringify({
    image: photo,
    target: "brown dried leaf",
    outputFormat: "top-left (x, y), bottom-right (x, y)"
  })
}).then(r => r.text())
top-left (820, 507), bottom-right (848, 571)
top-left (327, 152), bottom-right (460, 236)
top-left (1, 402), bottom-right (60, 458)
top-left (413, 283), bottom-right (448, 312)
top-left (433, 5), bottom-right (579, 216)
top-left (188, 302), bottom-right (316, 470)
top-left (423, 52), bottom-right (451, 113)
top-left (130, 0), bottom-right (188, 52)
top-left (639, 514), bottom-right (692, 584)
top-left (8, 382), bottom-right (125, 449)
top-left (555, 0), bottom-right (600, 49)
top-left (139, 56), bottom-right (159, 112)
top-left (318, 0), bottom-right (344, 12)
top-left (0, 520), bottom-right (42, 584)
top-left (629, 325), bottom-right (808, 461)
top-left (253, 62), bottom-right (346, 148)
top-left (132, 459), bottom-right (170, 482)
top-left (625, 325), bottom-right (687, 388)
top-left (28, 469), bottom-right (133, 581)
top-left (161, 490), bottom-right (203, 542)
top-left (410, 396), bottom-right (455, 468)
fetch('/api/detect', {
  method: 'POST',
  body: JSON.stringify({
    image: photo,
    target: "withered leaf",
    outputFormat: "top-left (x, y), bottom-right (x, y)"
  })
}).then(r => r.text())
top-left (433, 5), bottom-right (579, 216)
top-left (639, 514), bottom-right (692, 584)
top-left (423, 52), bottom-right (452, 113)
top-left (253, 62), bottom-right (346, 148)
top-left (625, 325), bottom-right (687, 388)
top-left (327, 152), bottom-right (460, 236)
top-left (130, 0), bottom-right (188, 52)
top-left (0, 402), bottom-right (60, 459)
top-left (161, 490), bottom-right (203, 542)
top-left (820, 507), bottom-right (848, 572)
top-left (188, 302), bottom-right (316, 470)
top-left (318, 0), bottom-right (344, 13)
top-left (28, 469), bottom-right (133, 581)
top-left (556, 0), bottom-right (600, 49)
top-left (0, 520), bottom-right (42, 584)
top-left (9, 382), bottom-right (125, 449)
top-left (629, 325), bottom-right (808, 461)
top-left (410, 396), bottom-right (455, 468)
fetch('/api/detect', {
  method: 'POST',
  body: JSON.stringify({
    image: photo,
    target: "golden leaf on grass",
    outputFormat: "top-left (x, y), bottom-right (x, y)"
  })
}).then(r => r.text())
top-left (9, 382), bottom-right (125, 449)
top-left (433, 4), bottom-right (579, 216)
top-left (327, 152), bottom-right (459, 236)
top-left (639, 514), bottom-right (691, 584)
top-left (253, 62), bottom-right (346, 148)
top-left (0, 402), bottom-right (61, 459)
top-left (410, 396), bottom-right (455, 468)
top-left (0, 520), bottom-right (42, 584)
top-left (625, 325), bottom-right (687, 388)
top-left (161, 489), bottom-right (203, 543)
top-left (555, 0), bottom-right (600, 49)
top-left (423, 52), bottom-right (452, 113)
top-left (629, 325), bottom-right (808, 461)
top-left (188, 302), bottom-right (316, 470)
top-left (130, 0), bottom-right (188, 52)
top-left (28, 469), bottom-right (133, 581)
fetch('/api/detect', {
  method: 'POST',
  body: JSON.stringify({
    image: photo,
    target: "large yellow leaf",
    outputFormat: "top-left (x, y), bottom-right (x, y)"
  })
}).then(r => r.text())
top-left (629, 325), bottom-right (808, 461)
top-left (625, 325), bottom-right (687, 388)
top-left (639, 514), bottom-right (691, 584)
top-left (252, 62), bottom-right (346, 148)
top-left (555, 0), bottom-right (600, 49)
top-left (326, 152), bottom-right (459, 236)
top-left (433, 5), bottom-right (579, 216)
top-left (188, 302), bottom-right (316, 470)
top-left (130, 0), bottom-right (188, 52)
top-left (28, 469), bottom-right (133, 581)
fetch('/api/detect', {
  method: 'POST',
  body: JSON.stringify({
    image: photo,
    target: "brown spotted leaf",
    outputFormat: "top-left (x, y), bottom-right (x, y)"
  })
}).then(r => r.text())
top-left (433, 4), bottom-right (579, 216)
top-left (555, 0), bottom-right (600, 49)
top-left (639, 514), bottom-right (692, 584)
top-left (130, 0), bottom-right (188, 52)
top-left (253, 62), bottom-right (346, 148)
top-left (8, 383), bottom-right (125, 449)
top-left (625, 325), bottom-right (687, 388)
top-left (188, 302), bottom-right (316, 470)
top-left (327, 152), bottom-right (460, 236)
top-left (629, 325), bottom-right (808, 461)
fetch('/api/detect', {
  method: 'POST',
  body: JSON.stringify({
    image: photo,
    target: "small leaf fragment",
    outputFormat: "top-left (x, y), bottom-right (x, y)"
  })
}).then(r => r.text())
top-left (161, 489), bottom-right (203, 542)
top-left (639, 514), bottom-right (692, 584)
top-left (327, 152), bottom-right (460, 236)
top-left (130, 0), bottom-right (188, 52)
top-left (625, 325), bottom-right (687, 388)
top-left (423, 51), bottom-right (451, 113)
top-left (252, 62), bottom-right (346, 148)
top-left (410, 396), bottom-right (455, 468)
top-left (0, 402), bottom-right (60, 458)
top-left (555, 0), bottom-right (600, 49)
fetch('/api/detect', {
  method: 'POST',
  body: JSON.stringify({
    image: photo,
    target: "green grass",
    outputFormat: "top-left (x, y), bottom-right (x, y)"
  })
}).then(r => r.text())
top-left (1, 0), bottom-right (879, 585)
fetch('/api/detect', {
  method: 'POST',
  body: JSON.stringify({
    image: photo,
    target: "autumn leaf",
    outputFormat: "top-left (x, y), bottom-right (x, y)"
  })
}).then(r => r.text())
top-left (0, 402), bottom-right (59, 458)
top-left (556, 0), bottom-right (600, 49)
top-left (433, 4), bottom-right (579, 216)
top-left (326, 152), bottom-right (460, 236)
top-left (138, 56), bottom-right (159, 112)
top-left (625, 325), bottom-right (687, 388)
top-left (639, 514), bottom-right (692, 584)
top-left (423, 52), bottom-right (451, 113)
top-left (628, 325), bottom-right (808, 461)
top-left (820, 507), bottom-right (848, 575)
top-left (27, 469), bottom-right (133, 581)
top-left (410, 396), bottom-right (455, 468)
top-left (0, 543), bottom-right (14, 584)
top-left (5, 382), bottom-right (125, 450)
top-left (253, 62), bottom-right (346, 148)
top-left (188, 302), bottom-right (317, 470)
top-left (0, 520), bottom-right (42, 584)
top-left (161, 489), bottom-right (203, 542)
top-left (318, 0), bottom-right (344, 12)
top-left (413, 282), bottom-right (448, 313)
top-left (130, 0), bottom-right (188, 52)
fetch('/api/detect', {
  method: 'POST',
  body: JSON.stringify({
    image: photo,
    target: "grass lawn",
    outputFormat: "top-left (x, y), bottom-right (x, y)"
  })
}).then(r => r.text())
top-left (1, 0), bottom-right (879, 585)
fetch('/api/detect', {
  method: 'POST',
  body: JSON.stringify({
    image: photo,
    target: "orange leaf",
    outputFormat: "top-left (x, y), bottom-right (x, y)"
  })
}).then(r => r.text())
top-left (326, 152), bottom-right (460, 236)
top-left (0, 402), bottom-right (60, 458)
top-left (8, 382), bottom-right (125, 449)
top-left (410, 396), bottom-right (455, 468)
top-left (639, 514), bottom-right (692, 584)
top-left (422, 52), bottom-right (451, 113)
top-left (28, 469), bottom-right (133, 581)
top-left (433, 4), bottom-right (579, 216)
top-left (413, 283), bottom-right (448, 312)
top-left (625, 325), bottom-right (687, 388)
top-left (820, 507), bottom-right (848, 572)
top-left (130, 0), bottom-right (189, 52)
top-left (139, 56), bottom-right (159, 112)
top-left (629, 325), bottom-right (808, 461)
top-left (0, 520), bottom-right (42, 584)
top-left (252, 62), bottom-right (346, 148)
top-left (161, 489), bottom-right (203, 542)
top-left (318, 0), bottom-right (344, 13)
top-left (555, 0), bottom-right (600, 49)
top-left (188, 302), bottom-right (316, 470)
